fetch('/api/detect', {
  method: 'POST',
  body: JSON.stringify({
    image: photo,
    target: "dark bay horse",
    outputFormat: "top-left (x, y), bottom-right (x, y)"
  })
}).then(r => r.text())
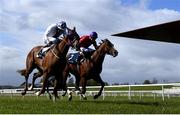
top-left (17, 27), bottom-right (79, 98)
top-left (63, 39), bottom-right (118, 99)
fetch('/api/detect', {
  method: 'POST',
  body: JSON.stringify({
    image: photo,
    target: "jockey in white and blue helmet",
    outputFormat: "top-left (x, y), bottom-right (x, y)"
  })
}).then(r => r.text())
top-left (37, 21), bottom-right (69, 58)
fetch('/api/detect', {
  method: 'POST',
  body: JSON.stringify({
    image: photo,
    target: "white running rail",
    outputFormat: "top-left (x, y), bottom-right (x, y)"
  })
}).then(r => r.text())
top-left (1, 83), bottom-right (180, 101)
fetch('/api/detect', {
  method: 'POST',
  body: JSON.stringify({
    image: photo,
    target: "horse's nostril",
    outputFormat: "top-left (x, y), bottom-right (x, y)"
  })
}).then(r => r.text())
top-left (114, 51), bottom-right (118, 56)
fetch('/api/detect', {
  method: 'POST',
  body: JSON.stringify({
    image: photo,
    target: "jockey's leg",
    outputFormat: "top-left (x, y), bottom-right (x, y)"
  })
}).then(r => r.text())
top-left (37, 41), bottom-right (53, 58)
top-left (37, 36), bottom-right (58, 58)
top-left (78, 47), bottom-right (87, 62)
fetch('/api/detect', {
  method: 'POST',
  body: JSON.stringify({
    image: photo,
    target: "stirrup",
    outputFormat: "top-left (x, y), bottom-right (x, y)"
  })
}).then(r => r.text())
top-left (36, 54), bottom-right (43, 59)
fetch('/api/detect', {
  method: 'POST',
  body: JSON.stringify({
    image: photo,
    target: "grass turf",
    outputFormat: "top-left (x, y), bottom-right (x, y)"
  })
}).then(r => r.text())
top-left (0, 95), bottom-right (180, 114)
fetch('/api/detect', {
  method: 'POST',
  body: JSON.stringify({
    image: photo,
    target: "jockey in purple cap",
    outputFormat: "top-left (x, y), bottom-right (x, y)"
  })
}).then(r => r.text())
top-left (78, 32), bottom-right (98, 60)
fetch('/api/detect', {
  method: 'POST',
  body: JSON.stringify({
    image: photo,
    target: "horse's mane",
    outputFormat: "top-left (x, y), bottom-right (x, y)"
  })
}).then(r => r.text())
top-left (98, 39), bottom-right (114, 49)
top-left (90, 38), bottom-right (114, 59)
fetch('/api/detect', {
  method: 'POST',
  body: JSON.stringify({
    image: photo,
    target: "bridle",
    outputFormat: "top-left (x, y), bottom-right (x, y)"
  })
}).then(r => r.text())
top-left (51, 31), bottom-right (79, 59)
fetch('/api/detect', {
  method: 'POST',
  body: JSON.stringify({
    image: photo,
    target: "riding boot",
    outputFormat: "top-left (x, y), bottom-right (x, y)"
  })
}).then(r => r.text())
top-left (46, 41), bottom-right (53, 47)
top-left (77, 52), bottom-right (85, 64)
top-left (37, 48), bottom-right (43, 59)
top-left (37, 42), bottom-right (53, 59)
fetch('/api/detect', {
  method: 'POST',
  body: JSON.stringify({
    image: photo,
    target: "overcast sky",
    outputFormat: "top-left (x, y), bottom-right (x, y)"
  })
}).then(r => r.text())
top-left (0, 0), bottom-right (180, 86)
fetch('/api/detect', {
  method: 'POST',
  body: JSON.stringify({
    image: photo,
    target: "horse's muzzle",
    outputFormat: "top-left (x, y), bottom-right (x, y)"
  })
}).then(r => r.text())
top-left (113, 50), bottom-right (118, 57)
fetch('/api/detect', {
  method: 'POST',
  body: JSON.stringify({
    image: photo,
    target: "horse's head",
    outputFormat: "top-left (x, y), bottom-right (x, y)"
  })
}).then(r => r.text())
top-left (66, 27), bottom-right (80, 47)
top-left (101, 39), bottom-right (118, 57)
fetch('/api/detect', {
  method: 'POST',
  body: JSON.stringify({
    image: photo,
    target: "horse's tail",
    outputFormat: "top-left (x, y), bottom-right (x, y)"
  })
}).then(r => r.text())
top-left (17, 69), bottom-right (27, 76)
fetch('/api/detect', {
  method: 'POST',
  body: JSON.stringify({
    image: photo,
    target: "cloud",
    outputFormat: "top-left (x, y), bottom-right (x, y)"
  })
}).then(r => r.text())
top-left (0, 0), bottom-right (180, 85)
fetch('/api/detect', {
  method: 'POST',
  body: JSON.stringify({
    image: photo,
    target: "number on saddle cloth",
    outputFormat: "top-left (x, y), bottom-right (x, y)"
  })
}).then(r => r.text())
top-left (67, 53), bottom-right (80, 64)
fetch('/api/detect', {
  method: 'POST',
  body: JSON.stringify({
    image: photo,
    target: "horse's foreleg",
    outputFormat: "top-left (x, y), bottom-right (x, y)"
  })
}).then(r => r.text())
top-left (46, 80), bottom-right (52, 100)
top-left (80, 77), bottom-right (87, 100)
top-left (36, 73), bottom-right (48, 96)
top-left (53, 79), bottom-right (58, 98)
top-left (52, 73), bottom-right (62, 100)
top-left (75, 74), bottom-right (81, 91)
top-left (93, 76), bottom-right (105, 99)
top-left (61, 64), bottom-right (71, 96)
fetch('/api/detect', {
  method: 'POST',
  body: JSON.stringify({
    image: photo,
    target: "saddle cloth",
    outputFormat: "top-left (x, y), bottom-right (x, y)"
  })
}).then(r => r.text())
top-left (67, 52), bottom-right (80, 64)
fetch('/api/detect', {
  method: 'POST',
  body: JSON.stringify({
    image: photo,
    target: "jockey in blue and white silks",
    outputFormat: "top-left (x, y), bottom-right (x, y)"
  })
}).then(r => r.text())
top-left (37, 21), bottom-right (69, 58)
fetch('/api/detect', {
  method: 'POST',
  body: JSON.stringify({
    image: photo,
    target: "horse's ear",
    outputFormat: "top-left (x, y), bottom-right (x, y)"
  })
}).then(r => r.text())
top-left (101, 39), bottom-right (104, 43)
top-left (73, 27), bottom-right (76, 31)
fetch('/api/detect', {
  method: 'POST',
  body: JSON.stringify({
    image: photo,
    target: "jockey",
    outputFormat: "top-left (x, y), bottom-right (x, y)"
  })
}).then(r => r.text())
top-left (78, 32), bottom-right (98, 60)
top-left (37, 21), bottom-right (69, 58)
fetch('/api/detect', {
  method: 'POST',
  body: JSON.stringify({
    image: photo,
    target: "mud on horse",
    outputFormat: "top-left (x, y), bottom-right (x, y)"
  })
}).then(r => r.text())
top-left (63, 39), bottom-right (118, 99)
top-left (17, 27), bottom-right (79, 98)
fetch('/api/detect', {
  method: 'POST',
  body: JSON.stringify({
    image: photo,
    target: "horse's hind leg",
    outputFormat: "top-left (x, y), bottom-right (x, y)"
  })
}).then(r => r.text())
top-left (17, 69), bottom-right (28, 95)
top-left (29, 71), bottom-right (42, 90)
top-left (21, 54), bottom-right (36, 95)
top-left (21, 69), bottom-right (33, 95)
top-left (21, 73), bottom-right (29, 95)
top-left (93, 76), bottom-right (105, 99)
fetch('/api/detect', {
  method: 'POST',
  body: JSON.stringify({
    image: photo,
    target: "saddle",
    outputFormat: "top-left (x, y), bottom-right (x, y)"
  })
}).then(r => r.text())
top-left (67, 51), bottom-right (94, 64)
top-left (37, 40), bottom-right (61, 59)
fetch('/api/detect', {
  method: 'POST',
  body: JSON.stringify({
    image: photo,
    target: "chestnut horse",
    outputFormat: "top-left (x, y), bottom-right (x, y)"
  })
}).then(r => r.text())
top-left (63, 39), bottom-right (118, 99)
top-left (17, 27), bottom-right (79, 98)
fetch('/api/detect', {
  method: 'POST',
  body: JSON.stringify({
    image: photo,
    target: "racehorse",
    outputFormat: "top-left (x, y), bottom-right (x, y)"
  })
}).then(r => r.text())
top-left (17, 27), bottom-right (79, 99)
top-left (63, 39), bottom-right (118, 99)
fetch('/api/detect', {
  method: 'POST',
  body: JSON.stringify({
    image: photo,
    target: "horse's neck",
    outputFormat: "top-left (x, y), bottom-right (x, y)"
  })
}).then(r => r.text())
top-left (55, 38), bottom-right (69, 57)
top-left (91, 44), bottom-right (106, 65)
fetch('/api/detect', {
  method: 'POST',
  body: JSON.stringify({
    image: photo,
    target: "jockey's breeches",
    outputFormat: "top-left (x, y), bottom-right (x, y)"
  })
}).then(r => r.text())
top-left (80, 47), bottom-right (94, 53)
top-left (43, 36), bottom-right (59, 45)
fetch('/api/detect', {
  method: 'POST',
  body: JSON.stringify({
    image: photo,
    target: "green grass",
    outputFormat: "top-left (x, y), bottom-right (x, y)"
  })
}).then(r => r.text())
top-left (0, 95), bottom-right (180, 114)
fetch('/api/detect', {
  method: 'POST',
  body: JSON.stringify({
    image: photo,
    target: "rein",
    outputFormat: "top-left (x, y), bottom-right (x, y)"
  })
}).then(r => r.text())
top-left (50, 39), bottom-right (70, 59)
top-left (51, 46), bottom-right (60, 59)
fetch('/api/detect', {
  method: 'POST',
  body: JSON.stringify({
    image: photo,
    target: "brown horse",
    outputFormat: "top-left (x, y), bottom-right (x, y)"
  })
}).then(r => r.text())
top-left (63, 39), bottom-right (118, 99)
top-left (17, 27), bottom-right (79, 98)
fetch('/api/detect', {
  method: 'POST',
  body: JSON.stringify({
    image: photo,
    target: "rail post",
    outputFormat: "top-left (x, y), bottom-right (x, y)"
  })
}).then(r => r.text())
top-left (128, 85), bottom-right (131, 100)
top-left (103, 88), bottom-right (105, 100)
top-left (162, 85), bottom-right (165, 101)
top-left (153, 93), bottom-right (156, 101)
top-left (11, 89), bottom-right (13, 99)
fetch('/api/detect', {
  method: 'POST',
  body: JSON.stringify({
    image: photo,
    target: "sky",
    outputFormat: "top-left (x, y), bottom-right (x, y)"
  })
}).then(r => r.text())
top-left (0, 0), bottom-right (180, 86)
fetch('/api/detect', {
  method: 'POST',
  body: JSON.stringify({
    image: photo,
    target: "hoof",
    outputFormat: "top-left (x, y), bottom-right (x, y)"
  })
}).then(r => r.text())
top-left (28, 85), bottom-right (33, 90)
top-left (52, 95), bottom-right (57, 102)
top-left (48, 95), bottom-right (52, 100)
top-left (35, 91), bottom-right (40, 96)
top-left (21, 91), bottom-right (26, 96)
top-left (83, 97), bottom-right (87, 100)
top-left (94, 95), bottom-right (99, 99)
top-left (68, 94), bottom-right (72, 101)
top-left (62, 93), bottom-right (66, 97)
top-left (81, 94), bottom-right (87, 100)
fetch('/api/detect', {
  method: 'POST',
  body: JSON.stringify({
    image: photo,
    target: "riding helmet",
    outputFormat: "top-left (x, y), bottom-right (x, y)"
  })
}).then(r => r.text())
top-left (57, 21), bottom-right (67, 29)
top-left (90, 32), bottom-right (98, 39)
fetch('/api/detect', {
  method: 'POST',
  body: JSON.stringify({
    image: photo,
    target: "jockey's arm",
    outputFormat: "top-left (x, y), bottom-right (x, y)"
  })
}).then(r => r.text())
top-left (74, 40), bottom-right (80, 51)
top-left (93, 41), bottom-right (98, 50)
